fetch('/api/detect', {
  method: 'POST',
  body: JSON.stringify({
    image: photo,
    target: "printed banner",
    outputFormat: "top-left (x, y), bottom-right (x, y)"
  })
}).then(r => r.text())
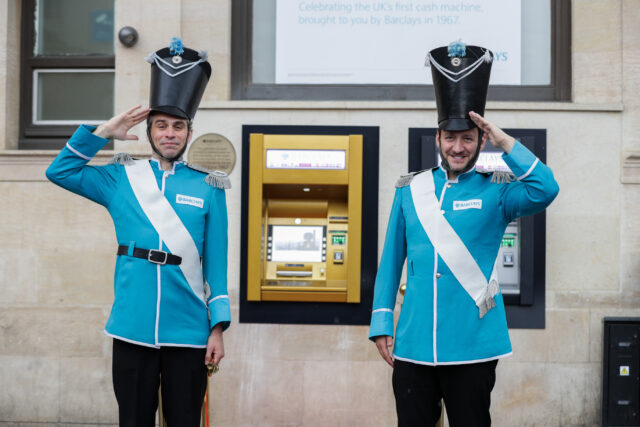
top-left (275, 0), bottom-right (521, 84)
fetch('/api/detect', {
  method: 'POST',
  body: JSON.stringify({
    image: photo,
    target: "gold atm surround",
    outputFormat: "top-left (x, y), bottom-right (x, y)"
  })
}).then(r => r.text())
top-left (247, 134), bottom-right (363, 303)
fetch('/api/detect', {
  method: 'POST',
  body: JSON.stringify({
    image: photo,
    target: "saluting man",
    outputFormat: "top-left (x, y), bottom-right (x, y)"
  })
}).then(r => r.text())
top-left (369, 41), bottom-right (559, 426)
top-left (46, 39), bottom-right (230, 426)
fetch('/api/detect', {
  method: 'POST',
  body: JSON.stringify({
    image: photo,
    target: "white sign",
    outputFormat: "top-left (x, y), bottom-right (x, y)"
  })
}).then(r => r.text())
top-left (476, 151), bottom-right (512, 173)
top-left (266, 149), bottom-right (346, 170)
top-left (275, 0), bottom-right (521, 85)
top-left (438, 151), bottom-right (513, 173)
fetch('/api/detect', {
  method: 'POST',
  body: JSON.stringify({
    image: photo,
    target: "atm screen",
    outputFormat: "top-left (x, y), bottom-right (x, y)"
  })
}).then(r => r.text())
top-left (266, 149), bottom-right (346, 170)
top-left (270, 225), bottom-right (326, 262)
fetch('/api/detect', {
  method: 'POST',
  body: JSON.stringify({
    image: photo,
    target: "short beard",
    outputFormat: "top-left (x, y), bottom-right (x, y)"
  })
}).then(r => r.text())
top-left (438, 130), bottom-right (483, 175)
top-left (149, 138), bottom-right (188, 163)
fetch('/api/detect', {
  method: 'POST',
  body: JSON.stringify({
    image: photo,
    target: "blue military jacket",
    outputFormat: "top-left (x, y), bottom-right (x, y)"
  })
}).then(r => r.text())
top-left (369, 141), bottom-right (559, 364)
top-left (46, 125), bottom-right (231, 348)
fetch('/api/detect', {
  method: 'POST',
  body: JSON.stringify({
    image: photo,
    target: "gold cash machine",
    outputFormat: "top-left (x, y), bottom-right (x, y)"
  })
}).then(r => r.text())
top-left (246, 133), bottom-right (363, 303)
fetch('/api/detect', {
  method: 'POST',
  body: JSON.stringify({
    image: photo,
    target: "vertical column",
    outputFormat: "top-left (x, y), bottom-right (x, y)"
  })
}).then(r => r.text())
top-left (0, 0), bottom-right (21, 150)
top-left (113, 1), bottom-right (182, 153)
top-left (182, 0), bottom-right (231, 101)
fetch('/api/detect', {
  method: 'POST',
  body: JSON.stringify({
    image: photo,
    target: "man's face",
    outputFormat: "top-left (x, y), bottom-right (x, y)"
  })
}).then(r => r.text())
top-left (149, 113), bottom-right (192, 160)
top-left (436, 128), bottom-right (484, 175)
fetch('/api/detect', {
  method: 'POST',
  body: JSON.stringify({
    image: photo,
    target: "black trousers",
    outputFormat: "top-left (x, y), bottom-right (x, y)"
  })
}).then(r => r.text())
top-left (112, 339), bottom-right (207, 427)
top-left (392, 359), bottom-right (498, 427)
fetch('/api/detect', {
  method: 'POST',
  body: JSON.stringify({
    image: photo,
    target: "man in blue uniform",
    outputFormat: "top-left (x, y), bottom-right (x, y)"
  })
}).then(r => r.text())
top-left (46, 40), bottom-right (230, 426)
top-left (369, 42), bottom-right (559, 426)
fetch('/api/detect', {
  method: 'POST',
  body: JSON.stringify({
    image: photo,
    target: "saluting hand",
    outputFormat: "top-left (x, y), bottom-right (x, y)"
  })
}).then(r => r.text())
top-left (93, 105), bottom-right (150, 141)
top-left (469, 111), bottom-right (515, 154)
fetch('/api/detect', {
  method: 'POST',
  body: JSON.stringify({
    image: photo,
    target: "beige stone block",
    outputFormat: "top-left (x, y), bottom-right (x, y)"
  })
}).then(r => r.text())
top-left (547, 215), bottom-right (619, 291)
top-left (227, 213), bottom-right (242, 305)
top-left (222, 321), bottom-right (283, 363)
top-left (302, 360), bottom-right (396, 427)
top-left (573, 0), bottom-right (621, 53)
top-left (545, 289), bottom-right (556, 310)
top-left (1, 182), bottom-right (117, 306)
top-left (38, 253), bottom-right (115, 306)
top-left (0, 424), bottom-right (68, 427)
top-left (589, 308), bottom-right (640, 363)
top-left (621, 252), bottom-right (640, 295)
top-left (543, 114), bottom-right (619, 293)
top-left (113, 3), bottom-right (181, 153)
top-left (574, 52), bottom-right (622, 104)
top-left (543, 113), bottom-right (619, 212)
top-left (508, 310), bottom-right (590, 363)
top-left (226, 271), bottom-right (240, 310)
top-left (622, 185), bottom-right (640, 251)
top-left (555, 290), bottom-right (640, 310)
top-left (20, 187), bottom-right (116, 306)
top-left (622, 136), bottom-right (640, 161)
top-left (621, 190), bottom-right (640, 277)
top-left (0, 308), bottom-right (107, 357)
top-left (0, 247), bottom-right (39, 305)
top-left (208, 53), bottom-right (232, 101)
top-left (20, 182), bottom-right (114, 252)
top-left (0, 154), bottom-right (112, 182)
top-left (57, 424), bottom-right (118, 427)
top-left (182, 0), bottom-right (230, 54)
top-left (492, 361), bottom-right (600, 426)
top-left (0, 356), bottom-right (59, 422)
top-left (622, 1), bottom-right (640, 110)
top-left (182, 0), bottom-right (231, 101)
top-left (208, 358), bottom-right (305, 426)
top-left (621, 153), bottom-right (640, 184)
top-left (0, 0), bottom-right (21, 151)
top-left (0, 183), bottom-right (27, 247)
top-left (58, 357), bottom-right (118, 424)
top-left (276, 324), bottom-right (378, 362)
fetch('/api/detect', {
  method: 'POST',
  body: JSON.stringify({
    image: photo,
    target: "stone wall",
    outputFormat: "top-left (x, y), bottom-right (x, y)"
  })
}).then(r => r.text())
top-left (1, 1), bottom-right (639, 426)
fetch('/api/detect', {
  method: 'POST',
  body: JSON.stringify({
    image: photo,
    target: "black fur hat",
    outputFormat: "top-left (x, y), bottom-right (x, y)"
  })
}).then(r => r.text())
top-left (426, 41), bottom-right (493, 131)
top-left (145, 38), bottom-right (211, 121)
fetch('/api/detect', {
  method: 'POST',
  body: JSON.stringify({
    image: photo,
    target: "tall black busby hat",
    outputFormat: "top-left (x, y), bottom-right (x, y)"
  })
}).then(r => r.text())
top-left (145, 38), bottom-right (211, 121)
top-left (426, 41), bottom-right (493, 131)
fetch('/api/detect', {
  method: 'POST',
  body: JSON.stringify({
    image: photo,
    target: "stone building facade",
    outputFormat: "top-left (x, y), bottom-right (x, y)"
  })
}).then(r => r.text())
top-left (1, 0), bottom-right (639, 425)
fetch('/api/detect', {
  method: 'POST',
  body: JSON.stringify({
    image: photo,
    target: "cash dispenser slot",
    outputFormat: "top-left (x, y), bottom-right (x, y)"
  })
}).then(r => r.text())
top-left (276, 265), bottom-right (313, 277)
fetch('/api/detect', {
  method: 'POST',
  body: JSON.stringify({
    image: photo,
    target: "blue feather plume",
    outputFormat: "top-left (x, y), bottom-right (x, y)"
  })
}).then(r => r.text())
top-left (448, 40), bottom-right (466, 57)
top-left (169, 37), bottom-right (184, 56)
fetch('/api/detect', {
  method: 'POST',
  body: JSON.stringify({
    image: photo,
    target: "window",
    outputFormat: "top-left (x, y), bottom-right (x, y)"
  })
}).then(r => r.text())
top-left (232, 0), bottom-right (570, 101)
top-left (20, 0), bottom-right (115, 149)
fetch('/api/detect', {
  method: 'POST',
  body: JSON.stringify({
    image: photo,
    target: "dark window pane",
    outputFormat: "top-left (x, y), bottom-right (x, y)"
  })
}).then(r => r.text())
top-left (35, 70), bottom-right (114, 122)
top-left (35, 0), bottom-right (114, 56)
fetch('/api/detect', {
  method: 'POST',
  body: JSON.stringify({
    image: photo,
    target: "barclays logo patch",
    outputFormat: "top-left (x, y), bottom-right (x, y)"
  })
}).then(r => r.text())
top-left (453, 199), bottom-right (482, 211)
top-left (176, 194), bottom-right (204, 209)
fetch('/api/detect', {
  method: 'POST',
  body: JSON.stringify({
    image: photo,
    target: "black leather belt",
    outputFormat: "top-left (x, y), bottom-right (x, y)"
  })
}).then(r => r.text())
top-left (117, 245), bottom-right (182, 265)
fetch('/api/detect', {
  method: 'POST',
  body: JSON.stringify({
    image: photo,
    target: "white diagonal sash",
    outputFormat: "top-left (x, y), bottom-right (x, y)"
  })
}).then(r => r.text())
top-left (125, 160), bottom-right (205, 305)
top-left (410, 170), bottom-right (498, 317)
